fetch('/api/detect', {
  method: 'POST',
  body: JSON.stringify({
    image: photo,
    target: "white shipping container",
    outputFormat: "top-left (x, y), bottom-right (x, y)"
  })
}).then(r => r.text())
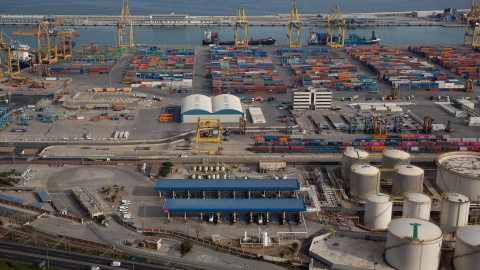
top-left (77, 116), bottom-right (85, 120)
top-left (45, 77), bottom-right (57, 81)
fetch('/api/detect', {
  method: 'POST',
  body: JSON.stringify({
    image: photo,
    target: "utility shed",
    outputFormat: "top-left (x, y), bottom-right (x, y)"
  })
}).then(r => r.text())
top-left (163, 198), bottom-right (306, 212)
top-left (181, 94), bottom-right (244, 123)
top-left (142, 236), bottom-right (162, 250)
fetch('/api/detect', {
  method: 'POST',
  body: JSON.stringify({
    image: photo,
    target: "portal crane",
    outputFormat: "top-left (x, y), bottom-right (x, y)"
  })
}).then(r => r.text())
top-left (287, 0), bottom-right (302, 48)
top-left (234, 8), bottom-right (248, 46)
top-left (194, 118), bottom-right (225, 155)
top-left (326, 5), bottom-right (346, 48)
top-left (348, 116), bottom-right (357, 134)
top-left (445, 120), bottom-right (453, 133)
top-left (239, 116), bottom-right (247, 135)
top-left (394, 116), bottom-right (403, 133)
top-left (464, 0), bottom-right (480, 47)
top-left (11, 22), bottom-right (52, 64)
top-left (0, 30), bottom-right (35, 78)
top-left (423, 117), bottom-right (434, 134)
top-left (117, 0), bottom-right (134, 48)
top-left (50, 19), bottom-right (79, 59)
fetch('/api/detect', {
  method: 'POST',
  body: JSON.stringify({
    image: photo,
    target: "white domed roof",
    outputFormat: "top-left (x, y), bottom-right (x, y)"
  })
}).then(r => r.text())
top-left (404, 192), bottom-right (431, 203)
top-left (343, 149), bottom-right (369, 159)
top-left (456, 225), bottom-right (480, 247)
top-left (443, 192), bottom-right (470, 203)
top-left (388, 218), bottom-right (442, 242)
top-left (366, 192), bottom-right (391, 203)
top-left (395, 165), bottom-right (424, 176)
top-left (351, 164), bottom-right (379, 175)
top-left (383, 149), bottom-right (411, 159)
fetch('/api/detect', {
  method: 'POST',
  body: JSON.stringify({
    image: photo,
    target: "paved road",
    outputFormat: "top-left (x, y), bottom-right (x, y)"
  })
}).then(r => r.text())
top-left (0, 241), bottom-right (172, 270)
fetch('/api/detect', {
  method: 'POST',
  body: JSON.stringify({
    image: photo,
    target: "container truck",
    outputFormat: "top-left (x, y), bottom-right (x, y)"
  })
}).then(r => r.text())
top-left (348, 95), bottom-right (359, 101)
top-left (134, 93), bottom-right (147, 98)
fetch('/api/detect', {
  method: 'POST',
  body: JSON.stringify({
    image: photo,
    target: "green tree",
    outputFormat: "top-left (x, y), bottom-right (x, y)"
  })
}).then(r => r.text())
top-left (180, 239), bottom-right (193, 255)
top-left (280, 252), bottom-right (285, 259)
top-left (163, 162), bottom-right (174, 168)
top-left (111, 194), bottom-right (117, 202)
top-left (160, 169), bottom-right (169, 177)
top-left (105, 187), bottom-right (111, 195)
top-left (97, 215), bottom-right (106, 222)
top-left (291, 242), bottom-right (299, 254)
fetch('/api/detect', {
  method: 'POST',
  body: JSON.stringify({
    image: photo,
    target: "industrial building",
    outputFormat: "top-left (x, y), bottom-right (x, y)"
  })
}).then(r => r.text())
top-left (259, 161), bottom-right (287, 172)
top-left (141, 236), bottom-right (162, 250)
top-left (292, 87), bottom-right (332, 110)
top-left (70, 187), bottom-right (103, 219)
top-left (180, 94), bottom-right (244, 123)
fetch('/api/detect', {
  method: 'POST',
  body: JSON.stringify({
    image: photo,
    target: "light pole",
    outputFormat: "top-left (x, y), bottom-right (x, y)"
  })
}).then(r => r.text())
top-left (46, 244), bottom-right (49, 269)
top-left (142, 201), bottom-right (146, 232)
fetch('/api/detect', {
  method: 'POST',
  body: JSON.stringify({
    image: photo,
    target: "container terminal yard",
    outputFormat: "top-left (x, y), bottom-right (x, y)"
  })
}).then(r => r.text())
top-left (1, 1), bottom-right (480, 270)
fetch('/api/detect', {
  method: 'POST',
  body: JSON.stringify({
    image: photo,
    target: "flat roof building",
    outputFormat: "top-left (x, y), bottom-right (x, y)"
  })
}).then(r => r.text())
top-left (292, 87), bottom-right (332, 110)
top-left (71, 187), bottom-right (103, 219)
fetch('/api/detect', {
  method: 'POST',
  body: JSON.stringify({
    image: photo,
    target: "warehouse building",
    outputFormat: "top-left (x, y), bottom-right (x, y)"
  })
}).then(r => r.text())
top-left (292, 87), bottom-right (332, 110)
top-left (181, 94), bottom-right (244, 123)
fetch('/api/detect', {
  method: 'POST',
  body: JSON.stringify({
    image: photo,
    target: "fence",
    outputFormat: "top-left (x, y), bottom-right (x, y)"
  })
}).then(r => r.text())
top-left (114, 214), bottom-right (310, 266)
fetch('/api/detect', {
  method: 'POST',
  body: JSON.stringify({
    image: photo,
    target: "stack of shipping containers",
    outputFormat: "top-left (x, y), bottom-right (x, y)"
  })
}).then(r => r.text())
top-left (346, 47), bottom-right (465, 91)
top-left (280, 47), bottom-right (378, 93)
top-left (122, 47), bottom-right (194, 93)
top-left (249, 135), bottom-right (480, 154)
top-left (206, 46), bottom-right (286, 95)
top-left (409, 46), bottom-right (480, 84)
top-left (51, 48), bottom-right (125, 75)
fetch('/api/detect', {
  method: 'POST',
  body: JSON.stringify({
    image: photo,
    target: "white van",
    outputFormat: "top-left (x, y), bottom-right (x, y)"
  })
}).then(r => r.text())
top-left (110, 261), bottom-right (121, 267)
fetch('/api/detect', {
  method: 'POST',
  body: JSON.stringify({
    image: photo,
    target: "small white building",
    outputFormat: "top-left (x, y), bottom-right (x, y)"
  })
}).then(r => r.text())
top-left (292, 87), bottom-right (332, 110)
top-left (181, 94), bottom-right (244, 123)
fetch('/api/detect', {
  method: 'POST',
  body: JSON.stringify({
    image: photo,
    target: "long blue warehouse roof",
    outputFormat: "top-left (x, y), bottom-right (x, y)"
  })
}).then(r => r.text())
top-left (36, 189), bottom-right (51, 202)
top-left (29, 202), bottom-right (46, 209)
top-left (155, 179), bottom-right (300, 191)
top-left (0, 194), bottom-right (27, 205)
top-left (163, 199), bottom-right (306, 212)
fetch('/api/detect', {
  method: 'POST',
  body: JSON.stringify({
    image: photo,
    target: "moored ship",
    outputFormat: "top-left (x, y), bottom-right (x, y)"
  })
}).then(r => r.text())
top-left (202, 30), bottom-right (276, 46)
top-left (308, 31), bottom-right (380, 46)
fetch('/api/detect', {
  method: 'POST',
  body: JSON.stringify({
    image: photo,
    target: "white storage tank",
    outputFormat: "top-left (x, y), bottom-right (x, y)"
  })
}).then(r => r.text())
top-left (349, 164), bottom-right (380, 201)
top-left (435, 151), bottom-right (480, 202)
top-left (440, 192), bottom-right (470, 234)
top-left (385, 218), bottom-right (443, 270)
top-left (392, 165), bottom-right (424, 196)
top-left (382, 149), bottom-right (411, 180)
top-left (341, 149), bottom-right (370, 180)
top-left (402, 192), bottom-right (432, 220)
top-left (453, 225), bottom-right (480, 270)
top-left (364, 192), bottom-right (392, 229)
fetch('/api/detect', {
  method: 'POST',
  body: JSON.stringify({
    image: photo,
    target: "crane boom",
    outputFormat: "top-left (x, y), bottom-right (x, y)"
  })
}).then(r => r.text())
top-left (234, 8), bottom-right (248, 46)
top-left (11, 22), bottom-right (52, 64)
top-left (118, 0), bottom-right (134, 48)
top-left (287, 0), bottom-right (302, 48)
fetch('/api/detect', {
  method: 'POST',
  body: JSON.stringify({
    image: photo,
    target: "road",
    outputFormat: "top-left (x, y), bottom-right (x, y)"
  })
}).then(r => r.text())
top-left (0, 241), bottom-right (172, 270)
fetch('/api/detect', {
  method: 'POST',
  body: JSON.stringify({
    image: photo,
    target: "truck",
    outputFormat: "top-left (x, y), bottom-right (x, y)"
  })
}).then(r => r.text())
top-left (252, 96), bottom-right (263, 102)
top-left (110, 261), bottom-right (121, 267)
top-left (348, 95), bottom-right (359, 101)
top-left (267, 96), bottom-right (277, 102)
top-left (85, 133), bottom-right (92, 140)
top-left (134, 93), bottom-right (147, 98)
top-left (152, 96), bottom-right (162, 101)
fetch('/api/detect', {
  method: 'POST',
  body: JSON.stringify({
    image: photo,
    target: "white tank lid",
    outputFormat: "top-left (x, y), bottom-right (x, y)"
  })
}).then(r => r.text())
top-left (351, 164), bottom-right (379, 175)
top-left (383, 149), bottom-right (411, 159)
top-left (395, 165), bottom-right (424, 176)
top-left (388, 218), bottom-right (442, 242)
top-left (404, 192), bottom-right (431, 203)
top-left (456, 225), bottom-right (480, 246)
top-left (366, 192), bottom-right (391, 203)
top-left (443, 192), bottom-right (470, 203)
top-left (343, 149), bottom-right (369, 159)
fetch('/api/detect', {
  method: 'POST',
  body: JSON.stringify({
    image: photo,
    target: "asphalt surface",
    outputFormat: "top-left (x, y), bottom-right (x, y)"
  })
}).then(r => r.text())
top-left (0, 241), bottom-right (172, 270)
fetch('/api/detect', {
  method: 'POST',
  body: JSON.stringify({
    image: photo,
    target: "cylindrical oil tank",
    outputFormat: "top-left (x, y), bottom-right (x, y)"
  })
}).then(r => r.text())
top-left (364, 192), bottom-right (392, 229)
top-left (341, 149), bottom-right (369, 180)
top-left (385, 218), bottom-right (443, 270)
top-left (440, 192), bottom-right (470, 234)
top-left (349, 164), bottom-right (380, 201)
top-left (392, 165), bottom-right (424, 196)
top-left (435, 151), bottom-right (480, 202)
top-left (382, 149), bottom-right (411, 180)
top-left (402, 192), bottom-right (432, 220)
top-left (453, 225), bottom-right (480, 270)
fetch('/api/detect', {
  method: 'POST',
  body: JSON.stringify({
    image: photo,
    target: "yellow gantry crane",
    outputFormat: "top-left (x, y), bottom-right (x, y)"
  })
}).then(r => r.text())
top-left (50, 19), bottom-right (79, 59)
top-left (326, 5), bottom-right (346, 48)
top-left (194, 117), bottom-right (225, 155)
top-left (287, 0), bottom-right (302, 48)
top-left (0, 30), bottom-right (35, 78)
top-left (118, 0), bottom-right (134, 48)
top-left (234, 8), bottom-right (248, 46)
top-left (464, 0), bottom-right (480, 46)
top-left (11, 22), bottom-right (52, 64)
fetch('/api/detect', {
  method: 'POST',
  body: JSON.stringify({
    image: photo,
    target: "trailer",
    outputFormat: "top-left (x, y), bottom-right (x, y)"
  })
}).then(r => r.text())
top-left (114, 131), bottom-right (120, 139)
top-left (124, 131), bottom-right (129, 139)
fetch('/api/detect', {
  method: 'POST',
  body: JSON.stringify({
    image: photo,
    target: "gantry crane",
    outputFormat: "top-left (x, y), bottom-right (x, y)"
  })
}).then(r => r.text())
top-left (464, 0), bottom-right (480, 47)
top-left (239, 116), bottom-right (247, 135)
top-left (348, 116), bottom-right (358, 134)
top-left (50, 19), bottom-right (79, 59)
top-left (0, 30), bottom-right (35, 78)
top-left (11, 22), bottom-right (53, 64)
top-left (326, 5), bottom-right (346, 48)
top-left (234, 8), bottom-right (248, 46)
top-left (423, 117), bottom-right (434, 134)
top-left (194, 118), bottom-right (225, 155)
top-left (287, 0), bottom-right (302, 48)
top-left (118, 0), bottom-right (134, 48)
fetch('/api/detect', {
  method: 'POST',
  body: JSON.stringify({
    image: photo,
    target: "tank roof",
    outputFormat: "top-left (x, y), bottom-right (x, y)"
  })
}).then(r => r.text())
top-left (443, 192), bottom-right (470, 203)
top-left (343, 149), bottom-right (369, 159)
top-left (456, 225), bottom-right (480, 247)
top-left (404, 192), bottom-right (431, 203)
top-left (437, 154), bottom-right (480, 179)
top-left (383, 149), bottom-right (410, 159)
top-left (388, 218), bottom-right (442, 242)
top-left (395, 165), bottom-right (424, 176)
top-left (351, 164), bottom-right (379, 175)
top-left (366, 192), bottom-right (391, 203)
